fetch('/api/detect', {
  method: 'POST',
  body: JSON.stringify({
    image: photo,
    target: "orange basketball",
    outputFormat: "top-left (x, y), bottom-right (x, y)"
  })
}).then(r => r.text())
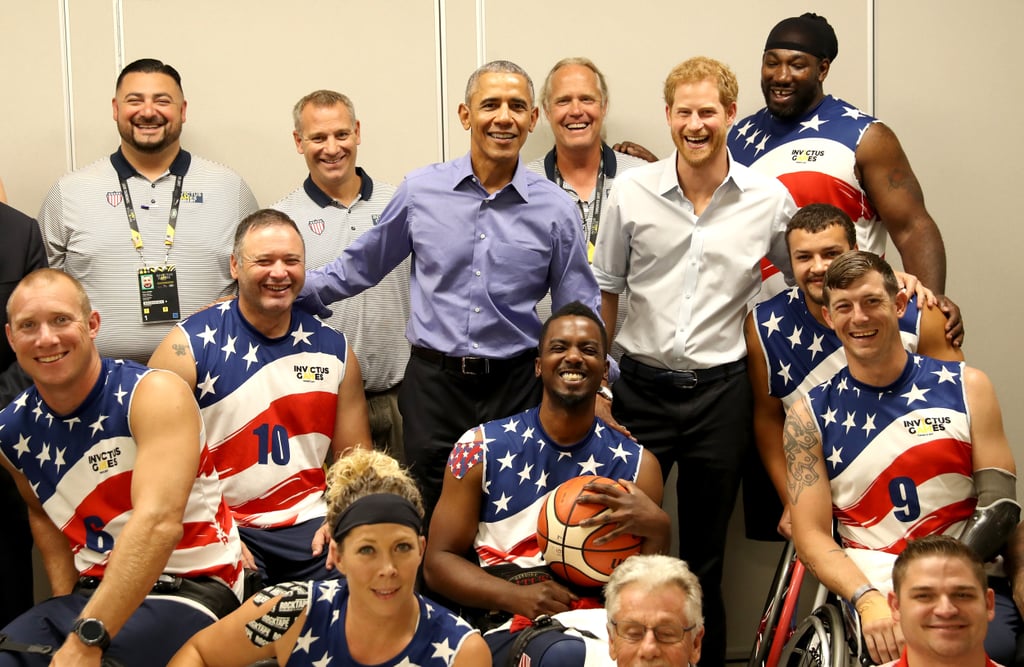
top-left (536, 475), bottom-right (643, 587)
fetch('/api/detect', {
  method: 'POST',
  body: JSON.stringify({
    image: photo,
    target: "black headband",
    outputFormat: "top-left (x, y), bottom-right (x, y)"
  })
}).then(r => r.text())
top-left (332, 493), bottom-right (423, 542)
top-left (764, 13), bottom-right (838, 62)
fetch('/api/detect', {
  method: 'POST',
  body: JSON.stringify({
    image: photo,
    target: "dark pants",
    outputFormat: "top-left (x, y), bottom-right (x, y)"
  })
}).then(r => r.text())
top-left (398, 350), bottom-right (542, 529)
top-left (238, 518), bottom-right (340, 587)
top-left (0, 467), bottom-right (33, 629)
top-left (612, 356), bottom-right (752, 667)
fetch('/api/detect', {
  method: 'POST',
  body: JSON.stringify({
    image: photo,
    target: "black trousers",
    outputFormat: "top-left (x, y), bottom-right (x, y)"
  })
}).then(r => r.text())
top-left (398, 351), bottom-right (542, 529)
top-left (612, 357), bottom-right (752, 667)
top-left (0, 466), bottom-right (33, 628)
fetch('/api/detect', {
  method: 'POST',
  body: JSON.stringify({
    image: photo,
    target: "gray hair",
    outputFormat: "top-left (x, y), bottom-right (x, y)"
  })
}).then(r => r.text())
top-left (292, 90), bottom-right (357, 134)
top-left (540, 57), bottom-right (609, 112)
top-left (605, 554), bottom-right (704, 630)
top-left (464, 60), bottom-right (534, 106)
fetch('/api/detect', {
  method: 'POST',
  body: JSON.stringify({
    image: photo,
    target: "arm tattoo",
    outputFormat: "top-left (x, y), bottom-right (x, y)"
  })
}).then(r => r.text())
top-left (244, 581), bottom-right (310, 647)
top-left (886, 167), bottom-right (925, 201)
top-left (784, 408), bottom-right (821, 504)
top-left (172, 343), bottom-right (188, 357)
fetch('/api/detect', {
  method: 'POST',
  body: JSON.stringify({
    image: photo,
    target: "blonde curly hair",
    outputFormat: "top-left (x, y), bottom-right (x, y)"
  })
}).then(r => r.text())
top-left (324, 449), bottom-right (424, 535)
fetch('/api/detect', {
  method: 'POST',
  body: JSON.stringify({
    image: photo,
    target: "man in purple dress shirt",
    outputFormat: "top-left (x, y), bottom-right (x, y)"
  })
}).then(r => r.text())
top-left (296, 60), bottom-right (601, 523)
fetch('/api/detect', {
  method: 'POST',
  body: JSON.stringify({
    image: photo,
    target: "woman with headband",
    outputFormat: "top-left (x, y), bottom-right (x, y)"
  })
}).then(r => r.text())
top-left (169, 449), bottom-right (490, 667)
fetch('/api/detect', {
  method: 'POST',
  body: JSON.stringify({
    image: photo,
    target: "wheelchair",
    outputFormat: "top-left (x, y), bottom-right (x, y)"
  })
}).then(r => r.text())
top-left (747, 541), bottom-right (869, 667)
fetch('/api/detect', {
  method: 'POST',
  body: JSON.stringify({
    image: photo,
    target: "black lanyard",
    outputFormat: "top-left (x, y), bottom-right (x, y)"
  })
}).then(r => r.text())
top-left (119, 174), bottom-right (183, 268)
top-left (555, 156), bottom-right (605, 247)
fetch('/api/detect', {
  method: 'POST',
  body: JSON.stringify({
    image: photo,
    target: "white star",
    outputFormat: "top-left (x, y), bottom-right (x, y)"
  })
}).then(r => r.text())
top-left (821, 407), bottom-right (838, 427)
top-left (220, 335), bottom-right (237, 360)
top-left (734, 119), bottom-right (754, 137)
top-left (786, 325), bottom-right (803, 349)
top-left (842, 411), bottom-right (857, 433)
top-left (217, 301), bottom-right (232, 313)
top-left (786, 286), bottom-right (801, 303)
top-left (197, 324), bottom-right (218, 347)
top-left (89, 415), bottom-right (108, 436)
top-left (114, 384), bottom-right (127, 405)
top-left (36, 442), bottom-right (51, 465)
top-left (594, 423), bottom-right (605, 439)
top-left (807, 334), bottom-right (824, 360)
top-left (842, 106), bottom-right (865, 120)
top-left (318, 579), bottom-right (340, 603)
top-left (331, 609), bottom-right (340, 625)
top-left (744, 129), bottom-right (762, 147)
top-left (65, 417), bottom-right (80, 430)
top-left (799, 114), bottom-right (827, 132)
top-left (760, 311), bottom-right (783, 337)
top-left (517, 462), bottom-right (534, 484)
top-left (392, 659), bottom-right (417, 667)
top-left (503, 418), bottom-right (520, 433)
top-left (492, 492), bottom-right (512, 513)
top-left (901, 384), bottom-right (931, 405)
top-left (836, 377), bottom-right (849, 394)
top-left (578, 454), bottom-right (604, 475)
top-left (432, 638), bottom-right (457, 663)
top-left (827, 447), bottom-right (843, 468)
top-left (557, 449), bottom-right (572, 461)
top-left (291, 323), bottom-right (314, 346)
top-left (11, 394), bottom-right (28, 412)
top-left (862, 413), bottom-right (877, 437)
top-left (777, 362), bottom-right (793, 385)
top-left (534, 470), bottom-right (549, 491)
top-left (54, 447), bottom-right (66, 472)
top-left (932, 366), bottom-right (958, 384)
top-left (293, 629), bottom-right (317, 653)
top-left (197, 372), bottom-right (219, 399)
top-left (497, 450), bottom-right (516, 471)
top-left (31, 402), bottom-right (43, 422)
top-left (311, 654), bottom-right (332, 667)
top-left (44, 412), bottom-right (53, 427)
top-left (13, 434), bottom-right (30, 458)
top-left (243, 343), bottom-right (260, 371)
top-left (754, 133), bottom-right (771, 155)
top-left (521, 426), bottom-right (535, 441)
top-left (609, 443), bottom-right (632, 462)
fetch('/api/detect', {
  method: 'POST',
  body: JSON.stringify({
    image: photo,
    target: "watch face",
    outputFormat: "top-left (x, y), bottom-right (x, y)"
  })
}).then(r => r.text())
top-left (75, 618), bottom-right (109, 648)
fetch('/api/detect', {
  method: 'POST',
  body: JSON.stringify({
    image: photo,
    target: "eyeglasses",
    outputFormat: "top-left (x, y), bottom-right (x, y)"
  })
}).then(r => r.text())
top-left (609, 619), bottom-right (696, 644)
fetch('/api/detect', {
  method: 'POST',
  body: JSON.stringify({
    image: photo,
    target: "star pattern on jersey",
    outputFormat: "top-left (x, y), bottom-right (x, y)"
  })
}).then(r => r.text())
top-left (11, 394), bottom-right (28, 412)
top-left (221, 335), bottom-right (237, 360)
top-left (744, 129), bottom-right (762, 148)
top-left (517, 462), bottom-right (534, 484)
top-left (842, 106), bottom-right (866, 120)
top-left (827, 446), bottom-right (843, 468)
top-left (13, 434), bottom-right (30, 458)
top-left (861, 413), bottom-right (877, 437)
top-left (431, 638), bottom-right (457, 663)
top-left (760, 311), bottom-right (784, 337)
top-left (577, 454), bottom-right (605, 475)
top-left (786, 325), bottom-right (803, 349)
top-left (842, 411), bottom-right (857, 433)
top-left (290, 323), bottom-right (313, 346)
top-left (734, 119), bottom-right (754, 137)
top-left (242, 343), bottom-right (260, 371)
top-left (754, 133), bottom-right (771, 155)
top-left (799, 114), bottom-right (828, 132)
top-left (197, 324), bottom-right (218, 347)
top-left (609, 442), bottom-right (632, 462)
top-left (777, 362), bottom-right (793, 385)
top-left (493, 492), bottom-right (512, 513)
top-left (317, 579), bottom-right (341, 604)
top-left (932, 366), bottom-right (958, 385)
top-left (197, 372), bottom-right (219, 399)
top-left (114, 385), bottom-right (127, 405)
top-left (293, 629), bottom-right (317, 653)
top-left (89, 415), bottom-right (108, 437)
top-left (901, 384), bottom-right (930, 405)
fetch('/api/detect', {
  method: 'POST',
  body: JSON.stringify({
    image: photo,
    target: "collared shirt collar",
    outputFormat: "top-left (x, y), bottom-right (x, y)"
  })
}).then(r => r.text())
top-left (109, 147), bottom-right (191, 181)
top-left (302, 167), bottom-right (374, 208)
top-left (541, 142), bottom-right (619, 181)
top-left (657, 148), bottom-right (749, 197)
top-left (453, 153), bottom-right (530, 201)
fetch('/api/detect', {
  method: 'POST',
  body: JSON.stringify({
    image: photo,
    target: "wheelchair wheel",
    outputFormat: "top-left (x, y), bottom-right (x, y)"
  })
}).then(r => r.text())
top-left (778, 603), bottom-right (850, 667)
top-left (748, 542), bottom-right (802, 667)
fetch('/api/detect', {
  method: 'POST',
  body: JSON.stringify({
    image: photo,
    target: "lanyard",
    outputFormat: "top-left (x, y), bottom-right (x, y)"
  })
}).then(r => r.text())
top-left (555, 155), bottom-right (605, 247)
top-left (119, 174), bottom-right (183, 268)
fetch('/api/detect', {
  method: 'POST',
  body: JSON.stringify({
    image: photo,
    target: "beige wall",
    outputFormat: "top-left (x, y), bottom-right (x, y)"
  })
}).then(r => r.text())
top-left (5, 0), bottom-right (1021, 660)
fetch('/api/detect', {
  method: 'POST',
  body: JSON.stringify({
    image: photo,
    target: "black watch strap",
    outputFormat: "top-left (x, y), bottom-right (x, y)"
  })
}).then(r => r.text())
top-left (72, 618), bottom-right (111, 651)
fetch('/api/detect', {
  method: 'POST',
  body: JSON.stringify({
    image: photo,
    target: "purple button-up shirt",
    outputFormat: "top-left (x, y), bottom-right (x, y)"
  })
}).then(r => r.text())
top-left (297, 153), bottom-right (601, 358)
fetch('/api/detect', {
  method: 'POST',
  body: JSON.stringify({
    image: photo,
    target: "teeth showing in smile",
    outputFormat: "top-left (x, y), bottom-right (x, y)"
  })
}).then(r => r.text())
top-left (850, 330), bottom-right (877, 338)
top-left (490, 133), bottom-right (515, 140)
top-left (264, 285), bottom-right (290, 292)
top-left (566, 123), bottom-right (589, 130)
top-left (685, 136), bottom-right (709, 146)
top-left (560, 370), bottom-right (585, 381)
top-left (38, 353), bottom-right (65, 363)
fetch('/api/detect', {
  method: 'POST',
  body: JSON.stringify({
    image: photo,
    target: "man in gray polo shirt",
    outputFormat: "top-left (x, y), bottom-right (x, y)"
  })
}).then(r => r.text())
top-left (37, 58), bottom-right (258, 363)
top-left (272, 90), bottom-right (409, 458)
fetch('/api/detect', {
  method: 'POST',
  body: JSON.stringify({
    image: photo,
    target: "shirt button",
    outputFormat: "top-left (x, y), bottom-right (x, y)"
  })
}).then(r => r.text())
top-left (472, 343), bottom-right (480, 349)
top-left (480, 233), bottom-right (486, 239)
top-left (151, 199), bottom-right (156, 204)
top-left (474, 307), bottom-right (481, 313)
top-left (474, 270), bottom-right (481, 277)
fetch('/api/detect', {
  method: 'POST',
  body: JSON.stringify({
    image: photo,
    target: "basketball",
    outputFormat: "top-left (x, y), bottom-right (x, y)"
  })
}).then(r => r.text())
top-left (537, 475), bottom-right (643, 587)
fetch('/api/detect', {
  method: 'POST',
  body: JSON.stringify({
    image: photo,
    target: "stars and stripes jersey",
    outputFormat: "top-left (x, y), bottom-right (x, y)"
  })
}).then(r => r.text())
top-left (806, 355), bottom-right (974, 554)
top-left (179, 300), bottom-right (349, 528)
top-left (0, 358), bottom-right (243, 588)
top-left (282, 578), bottom-right (478, 667)
top-left (754, 286), bottom-right (921, 408)
top-left (880, 649), bottom-right (1002, 667)
top-left (447, 407), bottom-right (645, 570)
top-left (729, 96), bottom-right (881, 296)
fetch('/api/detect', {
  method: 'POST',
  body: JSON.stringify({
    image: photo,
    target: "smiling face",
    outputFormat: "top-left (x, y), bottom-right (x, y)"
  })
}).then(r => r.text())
top-left (6, 272), bottom-right (101, 402)
top-left (231, 223), bottom-right (305, 333)
top-left (608, 583), bottom-right (702, 667)
top-left (536, 314), bottom-right (607, 408)
top-left (544, 64), bottom-right (606, 154)
top-left (294, 102), bottom-right (361, 195)
top-left (332, 522), bottom-right (424, 616)
top-left (666, 78), bottom-right (735, 170)
top-left (459, 71), bottom-right (538, 176)
top-left (822, 269), bottom-right (907, 365)
top-left (891, 555), bottom-right (995, 663)
top-left (112, 71), bottom-right (187, 154)
top-left (788, 225), bottom-right (854, 311)
top-left (760, 49), bottom-right (828, 120)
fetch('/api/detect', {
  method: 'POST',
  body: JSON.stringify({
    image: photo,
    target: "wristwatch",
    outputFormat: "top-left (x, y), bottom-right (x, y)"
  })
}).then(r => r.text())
top-left (72, 617), bottom-right (111, 651)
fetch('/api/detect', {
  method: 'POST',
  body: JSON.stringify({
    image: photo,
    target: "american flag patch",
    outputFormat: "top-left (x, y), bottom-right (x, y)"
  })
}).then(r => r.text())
top-left (106, 192), bottom-right (123, 207)
top-left (308, 219), bottom-right (326, 235)
top-left (448, 432), bottom-right (484, 479)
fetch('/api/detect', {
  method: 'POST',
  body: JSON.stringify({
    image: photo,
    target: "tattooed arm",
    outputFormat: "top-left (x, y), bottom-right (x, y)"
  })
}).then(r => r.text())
top-left (168, 582), bottom-right (310, 666)
top-left (785, 397), bottom-right (904, 663)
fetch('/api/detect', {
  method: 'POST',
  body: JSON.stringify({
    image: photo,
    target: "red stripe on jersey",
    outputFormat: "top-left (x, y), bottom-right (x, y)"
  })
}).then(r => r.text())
top-left (229, 467), bottom-right (326, 525)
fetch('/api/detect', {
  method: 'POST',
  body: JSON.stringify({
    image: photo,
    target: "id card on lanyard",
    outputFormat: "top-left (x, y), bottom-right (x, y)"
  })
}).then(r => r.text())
top-left (555, 156), bottom-right (604, 264)
top-left (121, 174), bottom-right (184, 323)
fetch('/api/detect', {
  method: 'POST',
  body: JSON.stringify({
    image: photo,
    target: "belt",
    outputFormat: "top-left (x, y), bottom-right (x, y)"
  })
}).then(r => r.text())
top-left (411, 346), bottom-right (536, 376)
top-left (75, 574), bottom-right (240, 618)
top-left (620, 355), bottom-right (746, 389)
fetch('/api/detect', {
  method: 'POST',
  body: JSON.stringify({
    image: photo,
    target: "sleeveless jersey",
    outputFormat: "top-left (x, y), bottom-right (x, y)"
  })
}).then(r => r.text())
top-left (281, 579), bottom-right (477, 667)
top-left (754, 287), bottom-right (921, 408)
top-left (807, 355), bottom-right (974, 554)
top-left (447, 407), bottom-right (645, 570)
top-left (0, 358), bottom-right (242, 587)
top-left (730, 96), bottom-right (881, 293)
top-left (179, 301), bottom-right (349, 528)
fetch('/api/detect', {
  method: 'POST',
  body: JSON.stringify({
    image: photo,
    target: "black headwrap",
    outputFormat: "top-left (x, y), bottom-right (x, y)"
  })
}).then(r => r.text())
top-left (764, 13), bottom-right (839, 62)
top-left (332, 493), bottom-right (423, 542)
